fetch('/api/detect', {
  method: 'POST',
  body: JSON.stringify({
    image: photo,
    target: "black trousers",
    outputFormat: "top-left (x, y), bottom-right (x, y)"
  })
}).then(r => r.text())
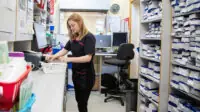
top-left (73, 72), bottom-right (95, 112)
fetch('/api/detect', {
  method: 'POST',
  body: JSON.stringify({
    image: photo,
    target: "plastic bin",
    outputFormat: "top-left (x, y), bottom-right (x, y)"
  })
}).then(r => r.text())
top-left (41, 62), bottom-right (67, 74)
top-left (0, 66), bottom-right (31, 111)
top-left (18, 94), bottom-right (36, 112)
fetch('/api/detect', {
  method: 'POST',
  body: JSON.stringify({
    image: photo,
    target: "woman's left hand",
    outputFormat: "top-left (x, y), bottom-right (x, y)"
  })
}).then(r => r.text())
top-left (59, 56), bottom-right (68, 62)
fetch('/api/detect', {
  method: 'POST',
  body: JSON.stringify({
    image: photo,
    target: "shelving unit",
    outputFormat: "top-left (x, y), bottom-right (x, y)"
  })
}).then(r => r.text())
top-left (173, 10), bottom-right (200, 17)
top-left (171, 87), bottom-right (200, 102)
top-left (140, 55), bottom-right (160, 63)
top-left (139, 91), bottom-right (159, 107)
top-left (141, 17), bottom-right (162, 24)
top-left (168, 0), bottom-right (200, 111)
top-left (140, 38), bottom-right (161, 41)
top-left (172, 61), bottom-right (200, 71)
top-left (137, 0), bottom-right (171, 111)
top-left (171, 34), bottom-right (197, 38)
top-left (140, 73), bottom-right (160, 84)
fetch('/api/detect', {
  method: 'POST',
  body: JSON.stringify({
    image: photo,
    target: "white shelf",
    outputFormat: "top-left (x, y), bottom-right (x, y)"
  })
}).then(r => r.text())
top-left (141, 0), bottom-right (150, 3)
top-left (171, 34), bottom-right (182, 38)
top-left (139, 91), bottom-right (159, 107)
top-left (140, 55), bottom-right (160, 63)
top-left (140, 38), bottom-right (161, 40)
top-left (141, 17), bottom-right (162, 24)
top-left (140, 73), bottom-right (160, 84)
top-left (173, 10), bottom-right (200, 17)
top-left (171, 87), bottom-right (200, 102)
top-left (172, 61), bottom-right (200, 71)
top-left (171, 34), bottom-right (196, 38)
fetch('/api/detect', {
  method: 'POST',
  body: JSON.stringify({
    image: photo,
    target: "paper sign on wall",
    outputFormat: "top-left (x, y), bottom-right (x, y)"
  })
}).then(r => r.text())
top-left (106, 16), bottom-right (121, 32)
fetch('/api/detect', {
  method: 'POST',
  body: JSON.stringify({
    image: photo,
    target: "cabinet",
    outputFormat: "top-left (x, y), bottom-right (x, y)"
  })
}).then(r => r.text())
top-left (0, 5), bottom-right (16, 41)
top-left (0, 0), bottom-right (34, 51)
top-left (15, 0), bottom-right (34, 41)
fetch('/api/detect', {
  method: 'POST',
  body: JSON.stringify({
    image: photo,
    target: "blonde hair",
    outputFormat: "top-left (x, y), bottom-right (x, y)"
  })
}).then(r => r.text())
top-left (67, 13), bottom-right (88, 40)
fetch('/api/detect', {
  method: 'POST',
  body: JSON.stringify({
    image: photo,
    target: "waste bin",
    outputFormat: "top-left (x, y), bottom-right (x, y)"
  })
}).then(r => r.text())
top-left (125, 79), bottom-right (138, 112)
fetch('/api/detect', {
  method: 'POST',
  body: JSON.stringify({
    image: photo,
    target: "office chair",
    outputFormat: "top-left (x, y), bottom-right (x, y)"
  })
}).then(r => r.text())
top-left (103, 43), bottom-right (135, 106)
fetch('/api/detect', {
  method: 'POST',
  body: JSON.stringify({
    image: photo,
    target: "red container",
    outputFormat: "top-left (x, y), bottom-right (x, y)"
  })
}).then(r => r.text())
top-left (0, 66), bottom-right (31, 111)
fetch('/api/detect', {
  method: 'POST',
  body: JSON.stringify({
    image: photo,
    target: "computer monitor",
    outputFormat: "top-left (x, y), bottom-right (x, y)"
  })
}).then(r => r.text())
top-left (112, 32), bottom-right (128, 47)
top-left (33, 23), bottom-right (47, 49)
top-left (95, 35), bottom-right (112, 48)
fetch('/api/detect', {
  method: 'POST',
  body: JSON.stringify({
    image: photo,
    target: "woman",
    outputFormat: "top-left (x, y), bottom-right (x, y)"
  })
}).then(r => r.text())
top-left (46, 13), bottom-right (96, 112)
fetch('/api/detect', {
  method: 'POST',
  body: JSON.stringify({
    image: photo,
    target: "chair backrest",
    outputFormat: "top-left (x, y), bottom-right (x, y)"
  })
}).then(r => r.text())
top-left (117, 43), bottom-right (135, 60)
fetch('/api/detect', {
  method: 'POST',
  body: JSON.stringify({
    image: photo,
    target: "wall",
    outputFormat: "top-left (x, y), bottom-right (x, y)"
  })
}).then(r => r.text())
top-left (60, 0), bottom-right (110, 11)
top-left (130, 0), bottom-right (140, 79)
top-left (54, 0), bottom-right (60, 34)
top-left (57, 0), bottom-right (130, 34)
top-left (62, 12), bottom-right (106, 34)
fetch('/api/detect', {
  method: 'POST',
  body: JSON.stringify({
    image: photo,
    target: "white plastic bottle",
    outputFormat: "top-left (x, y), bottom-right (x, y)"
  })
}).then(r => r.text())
top-left (0, 52), bottom-right (27, 82)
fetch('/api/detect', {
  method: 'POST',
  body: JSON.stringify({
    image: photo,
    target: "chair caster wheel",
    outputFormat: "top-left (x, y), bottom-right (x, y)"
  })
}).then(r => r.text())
top-left (104, 99), bottom-right (107, 103)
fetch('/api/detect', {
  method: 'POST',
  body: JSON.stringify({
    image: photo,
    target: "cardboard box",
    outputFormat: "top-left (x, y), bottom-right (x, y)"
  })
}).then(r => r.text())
top-left (92, 75), bottom-right (100, 91)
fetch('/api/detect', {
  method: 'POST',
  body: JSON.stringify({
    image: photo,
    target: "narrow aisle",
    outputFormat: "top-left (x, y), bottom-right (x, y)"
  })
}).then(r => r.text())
top-left (66, 91), bottom-right (125, 112)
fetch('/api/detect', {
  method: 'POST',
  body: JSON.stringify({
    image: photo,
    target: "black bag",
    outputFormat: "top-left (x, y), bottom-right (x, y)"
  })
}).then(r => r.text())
top-left (101, 73), bottom-right (118, 89)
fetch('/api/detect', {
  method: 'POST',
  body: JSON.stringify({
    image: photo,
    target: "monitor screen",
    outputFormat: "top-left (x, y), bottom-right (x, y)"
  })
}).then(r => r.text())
top-left (112, 32), bottom-right (128, 47)
top-left (34, 23), bottom-right (47, 49)
top-left (95, 35), bottom-right (112, 48)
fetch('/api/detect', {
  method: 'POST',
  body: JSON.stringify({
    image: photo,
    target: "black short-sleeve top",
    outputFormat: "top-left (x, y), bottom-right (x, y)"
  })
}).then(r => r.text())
top-left (64, 32), bottom-right (96, 76)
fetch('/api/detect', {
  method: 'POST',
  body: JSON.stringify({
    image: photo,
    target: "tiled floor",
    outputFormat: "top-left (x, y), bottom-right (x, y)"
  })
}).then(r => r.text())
top-left (66, 91), bottom-right (126, 112)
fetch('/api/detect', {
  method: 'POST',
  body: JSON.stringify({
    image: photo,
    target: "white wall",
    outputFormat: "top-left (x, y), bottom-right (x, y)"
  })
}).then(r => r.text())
top-left (60, 0), bottom-right (110, 10)
top-left (54, 0), bottom-right (60, 34)
top-left (58, 0), bottom-right (130, 34)
top-left (61, 12), bottom-right (106, 34)
top-left (130, 1), bottom-right (140, 79)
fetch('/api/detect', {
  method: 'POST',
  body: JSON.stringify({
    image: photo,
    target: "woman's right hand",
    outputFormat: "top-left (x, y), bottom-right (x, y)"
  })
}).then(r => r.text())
top-left (45, 55), bottom-right (57, 62)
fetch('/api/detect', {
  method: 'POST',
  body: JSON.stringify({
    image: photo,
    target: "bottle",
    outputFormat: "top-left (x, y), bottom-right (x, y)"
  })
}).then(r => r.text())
top-left (0, 52), bottom-right (27, 82)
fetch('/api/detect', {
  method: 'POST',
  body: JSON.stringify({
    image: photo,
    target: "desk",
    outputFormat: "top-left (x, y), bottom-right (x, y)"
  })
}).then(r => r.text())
top-left (95, 53), bottom-right (117, 91)
top-left (95, 53), bottom-right (117, 56)
top-left (31, 69), bottom-right (67, 112)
